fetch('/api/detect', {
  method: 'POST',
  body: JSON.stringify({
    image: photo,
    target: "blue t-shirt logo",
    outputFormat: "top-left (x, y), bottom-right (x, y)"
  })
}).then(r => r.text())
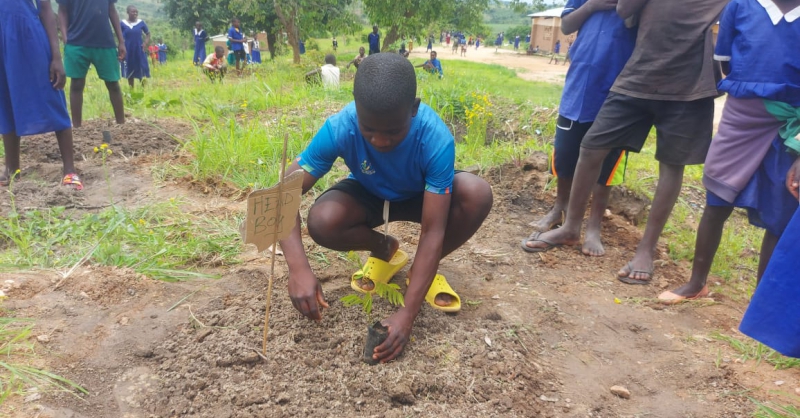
top-left (361, 160), bottom-right (375, 175)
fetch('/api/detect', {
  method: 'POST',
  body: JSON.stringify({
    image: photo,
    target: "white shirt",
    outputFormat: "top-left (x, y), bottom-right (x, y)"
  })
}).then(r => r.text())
top-left (320, 64), bottom-right (340, 89)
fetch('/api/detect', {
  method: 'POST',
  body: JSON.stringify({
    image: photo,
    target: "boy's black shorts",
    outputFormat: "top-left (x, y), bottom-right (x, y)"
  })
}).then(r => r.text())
top-left (233, 49), bottom-right (246, 60)
top-left (552, 115), bottom-right (627, 186)
top-left (317, 173), bottom-right (463, 228)
top-left (581, 92), bottom-right (714, 166)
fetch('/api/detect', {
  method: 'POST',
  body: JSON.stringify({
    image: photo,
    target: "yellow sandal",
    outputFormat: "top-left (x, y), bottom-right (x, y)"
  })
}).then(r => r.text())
top-left (351, 250), bottom-right (409, 294)
top-left (407, 274), bottom-right (461, 313)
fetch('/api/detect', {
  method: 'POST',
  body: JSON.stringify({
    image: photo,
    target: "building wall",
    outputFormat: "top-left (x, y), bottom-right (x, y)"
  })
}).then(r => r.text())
top-left (529, 17), bottom-right (577, 54)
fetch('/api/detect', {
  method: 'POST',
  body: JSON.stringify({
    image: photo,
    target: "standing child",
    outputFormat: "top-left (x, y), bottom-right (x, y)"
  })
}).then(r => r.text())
top-left (227, 18), bottom-right (246, 74)
top-left (524, 0), bottom-right (635, 257)
top-left (157, 39), bottom-right (168, 64)
top-left (368, 25), bottom-right (380, 55)
top-left (279, 53), bottom-right (492, 363)
top-left (120, 5), bottom-right (150, 88)
top-left (192, 21), bottom-right (208, 65)
top-left (426, 36), bottom-right (433, 52)
top-left (332, 37), bottom-right (338, 52)
top-left (522, 0), bottom-right (729, 286)
top-left (1, 0), bottom-right (82, 190)
top-left (56, 0), bottom-right (126, 128)
top-left (659, 0), bottom-right (800, 302)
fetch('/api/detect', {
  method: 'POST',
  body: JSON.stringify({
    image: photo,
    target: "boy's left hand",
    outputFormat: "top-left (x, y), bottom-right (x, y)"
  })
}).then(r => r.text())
top-left (786, 157), bottom-right (800, 200)
top-left (373, 310), bottom-right (414, 363)
top-left (118, 44), bottom-right (127, 61)
top-left (49, 59), bottom-right (66, 89)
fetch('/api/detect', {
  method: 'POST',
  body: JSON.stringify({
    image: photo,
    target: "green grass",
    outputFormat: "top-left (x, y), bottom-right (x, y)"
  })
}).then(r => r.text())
top-left (711, 331), bottom-right (800, 370)
top-left (754, 401), bottom-right (800, 418)
top-left (0, 314), bottom-right (87, 405)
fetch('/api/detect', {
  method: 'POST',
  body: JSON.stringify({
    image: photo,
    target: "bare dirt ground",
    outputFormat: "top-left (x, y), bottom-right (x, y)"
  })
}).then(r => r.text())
top-left (2, 119), bottom-right (799, 417)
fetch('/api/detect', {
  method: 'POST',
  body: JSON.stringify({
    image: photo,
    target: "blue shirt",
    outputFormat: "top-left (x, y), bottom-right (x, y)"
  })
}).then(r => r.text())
top-left (56, 0), bottom-right (117, 48)
top-left (228, 26), bottom-right (243, 51)
top-left (193, 28), bottom-right (207, 46)
top-left (715, 0), bottom-right (800, 106)
top-left (297, 102), bottom-right (455, 201)
top-left (559, 0), bottom-right (636, 122)
top-left (424, 58), bottom-right (443, 77)
top-left (368, 32), bottom-right (380, 53)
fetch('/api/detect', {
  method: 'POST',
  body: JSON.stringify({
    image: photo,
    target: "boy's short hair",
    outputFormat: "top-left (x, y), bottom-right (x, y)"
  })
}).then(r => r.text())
top-left (324, 54), bottom-right (336, 65)
top-left (215, 46), bottom-right (225, 54)
top-left (353, 53), bottom-right (416, 114)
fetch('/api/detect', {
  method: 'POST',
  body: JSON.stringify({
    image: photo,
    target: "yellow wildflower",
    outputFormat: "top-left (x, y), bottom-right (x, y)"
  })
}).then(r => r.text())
top-left (94, 147), bottom-right (99, 153)
top-left (100, 143), bottom-right (108, 150)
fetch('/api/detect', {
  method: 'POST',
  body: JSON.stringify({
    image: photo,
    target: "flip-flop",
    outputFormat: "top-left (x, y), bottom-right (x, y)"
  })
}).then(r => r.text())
top-left (520, 232), bottom-right (562, 253)
top-left (407, 274), bottom-right (461, 313)
top-left (351, 250), bottom-right (409, 294)
top-left (61, 173), bottom-right (84, 191)
top-left (657, 285), bottom-right (710, 305)
top-left (617, 262), bottom-right (653, 285)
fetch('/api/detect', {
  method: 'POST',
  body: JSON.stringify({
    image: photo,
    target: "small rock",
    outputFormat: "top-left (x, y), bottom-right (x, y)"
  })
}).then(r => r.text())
top-left (491, 295), bottom-right (500, 299)
top-left (195, 328), bottom-right (213, 343)
top-left (487, 351), bottom-right (498, 361)
top-left (119, 317), bottom-right (129, 326)
top-left (539, 395), bottom-right (559, 402)
top-left (484, 336), bottom-right (492, 347)
top-left (795, 388), bottom-right (800, 395)
top-left (133, 347), bottom-right (154, 358)
top-left (610, 385), bottom-right (631, 399)
top-left (79, 291), bottom-right (89, 299)
top-left (128, 289), bottom-right (136, 296)
top-left (389, 382), bottom-right (415, 405)
top-left (24, 392), bottom-right (42, 403)
top-left (500, 396), bottom-right (513, 410)
top-left (36, 335), bottom-right (50, 343)
top-left (774, 380), bottom-right (785, 386)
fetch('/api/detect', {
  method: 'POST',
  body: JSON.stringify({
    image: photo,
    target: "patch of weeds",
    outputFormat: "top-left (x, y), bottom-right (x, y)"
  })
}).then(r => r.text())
top-left (0, 201), bottom-right (241, 281)
top-left (711, 331), bottom-right (800, 370)
top-left (753, 399), bottom-right (800, 418)
top-left (0, 312), bottom-right (87, 404)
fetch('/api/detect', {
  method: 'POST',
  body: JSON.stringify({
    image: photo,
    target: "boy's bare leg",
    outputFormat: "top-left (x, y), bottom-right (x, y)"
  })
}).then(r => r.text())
top-left (531, 176), bottom-right (570, 232)
top-left (69, 78), bottom-right (86, 128)
top-left (618, 162), bottom-right (684, 281)
top-left (757, 231), bottom-right (778, 286)
top-left (55, 128), bottom-right (77, 176)
top-left (104, 81), bottom-right (125, 124)
top-left (308, 173), bottom-right (492, 304)
top-left (524, 147), bottom-right (610, 249)
top-left (128, 77), bottom-right (134, 89)
top-left (583, 184), bottom-right (611, 256)
top-left (1, 133), bottom-right (21, 184)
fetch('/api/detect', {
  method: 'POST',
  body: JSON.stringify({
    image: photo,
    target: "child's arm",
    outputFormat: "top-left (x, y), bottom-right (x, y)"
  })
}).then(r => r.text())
top-left (279, 162), bottom-right (329, 321)
top-left (108, 3), bottom-right (126, 60)
top-left (373, 191), bottom-right (451, 363)
top-left (616, 0), bottom-right (649, 19)
top-left (562, 0), bottom-right (619, 35)
top-left (39, 0), bottom-right (66, 89)
top-left (57, 2), bottom-right (69, 44)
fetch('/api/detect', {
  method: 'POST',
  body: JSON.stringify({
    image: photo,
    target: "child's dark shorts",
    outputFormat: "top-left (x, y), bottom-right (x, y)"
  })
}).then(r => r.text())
top-left (316, 173), bottom-right (463, 228)
top-left (233, 49), bottom-right (246, 60)
top-left (581, 92), bottom-right (714, 166)
top-left (552, 115), bottom-right (627, 186)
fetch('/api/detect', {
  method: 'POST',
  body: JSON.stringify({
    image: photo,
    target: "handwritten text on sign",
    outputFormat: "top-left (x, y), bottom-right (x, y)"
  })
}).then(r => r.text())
top-left (241, 170), bottom-right (303, 252)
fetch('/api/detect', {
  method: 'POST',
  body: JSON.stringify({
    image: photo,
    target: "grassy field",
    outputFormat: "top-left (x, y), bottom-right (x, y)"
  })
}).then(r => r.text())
top-left (1, 42), bottom-right (795, 413)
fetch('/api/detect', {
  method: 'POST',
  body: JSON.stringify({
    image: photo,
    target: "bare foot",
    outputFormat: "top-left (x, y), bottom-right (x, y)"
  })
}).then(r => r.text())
top-left (434, 293), bottom-right (454, 307)
top-left (617, 252), bottom-right (654, 283)
top-left (523, 227), bottom-right (580, 251)
top-left (529, 207), bottom-right (563, 232)
top-left (581, 229), bottom-right (605, 257)
top-left (662, 282), bottom-right (707, 298)
top-left (0, 169), bottom-right (19, 186)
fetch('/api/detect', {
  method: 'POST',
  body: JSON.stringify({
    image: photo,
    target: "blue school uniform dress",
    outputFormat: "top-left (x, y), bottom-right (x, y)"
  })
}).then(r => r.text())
top-left (740, 207), bottom-right (800, 358)
top-left (0, 0), bottom-right (71, 136)
top-left (157, 43), bottom-right (167, 63)
top-left (705, 0), bottom-right (800, 236)
top-left (121, 19), bottom-right (150, 79)
top-left (297, 102), bottom-right (455, 202)
top-left (193, 28), bottom-right (207, 65)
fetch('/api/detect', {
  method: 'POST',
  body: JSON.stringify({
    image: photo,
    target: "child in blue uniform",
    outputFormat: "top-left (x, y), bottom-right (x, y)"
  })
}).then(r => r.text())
top-left (192, 21), bottom-right (208, 65)
top-left (279, 53), bottom-right (492, 363)
top-left (120, 5), bottom-right (150, 88)
top-left (523, 0), bottom-right (635, 257)
top-left (1, 0), bottom-right (82, 190)
top-left (227, 18), bottom-right (246, 74)
top-left (660, 0), bottom-right (800, 302)
top-left (157, 40), bottom-right (167, 64)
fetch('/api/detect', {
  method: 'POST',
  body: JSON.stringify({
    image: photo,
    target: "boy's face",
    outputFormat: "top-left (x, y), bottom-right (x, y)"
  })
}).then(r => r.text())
top-left (430, 52), bottom-right (437, 60)
top-left (359, 47), bottom-right (365, 55)
top-left (355, 99), bottom-right (421, 153)
top-left (196, 22), bottom-right (202, 29)
top-left (233, 20), bottom-right (240, 28)
top-left (216, 51), bottom-right (224, 58)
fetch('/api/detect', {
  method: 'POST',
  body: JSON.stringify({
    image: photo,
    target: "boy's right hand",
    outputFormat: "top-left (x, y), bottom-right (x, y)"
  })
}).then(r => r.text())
top-left (588, 0), bottom-right (618, 11)
top-left (118, 44), bottom-right (127, 61)
top-left (288, 269), bottom-right (329, 321)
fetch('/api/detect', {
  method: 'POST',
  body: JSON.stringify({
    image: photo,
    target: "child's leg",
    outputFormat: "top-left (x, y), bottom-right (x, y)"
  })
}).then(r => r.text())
top-left (1, 133), bottom-right (21, 185)
top-left (69, 78), bottom-right (86, 128)
top-left (757, 231), bottom-right (779, 285)
top-left (128, 77), bottom-right (135, 89)
top-left (55, 128), bottom-right (76, 175)
top-left (583, 184), bottom-right (611, 256)
top-left (104, 81), bottom-right (125, 124)
top-left (665, 205), bottom-right (733, 296)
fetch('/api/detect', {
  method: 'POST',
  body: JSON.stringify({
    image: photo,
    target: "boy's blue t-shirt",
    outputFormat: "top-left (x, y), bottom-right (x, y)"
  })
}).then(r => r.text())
top-left (558, 0), bottom-right (636, 123)
top-left (56, 0), bottom-right (117, 48)
top-left (228, 26), bottom-right (244, 51)
top-left (297, 102), bottom-right (455, 202)
top-left (714, 0), bottom-right (800, 106)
